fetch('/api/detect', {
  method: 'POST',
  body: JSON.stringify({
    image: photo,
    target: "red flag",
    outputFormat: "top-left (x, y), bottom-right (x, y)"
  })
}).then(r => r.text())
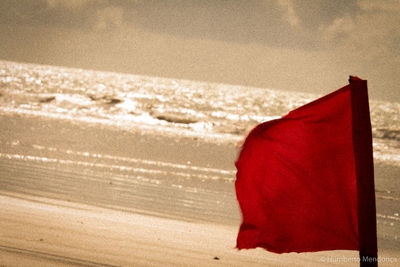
top-left (235, 77), bottom-right (377, 258)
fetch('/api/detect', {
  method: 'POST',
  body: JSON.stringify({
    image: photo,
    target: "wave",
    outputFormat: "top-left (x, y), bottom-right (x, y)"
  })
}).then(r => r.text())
top-left (1, 60), bottom-right (400, 167)
top-left (154, 114), bottom-right (198, 124)
top-left (39, 96), bottom-right (56, 103)
top-left (88, 95), bottom-right (123, 105)
top-left (374, 128), bottom-right (400, 141)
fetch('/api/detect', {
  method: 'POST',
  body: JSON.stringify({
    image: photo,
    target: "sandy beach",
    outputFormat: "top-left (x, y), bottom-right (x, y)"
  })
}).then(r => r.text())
top-left (0, 113), bottom-right (399, 266)
top-left (0, 192), bottom-right (377, 267)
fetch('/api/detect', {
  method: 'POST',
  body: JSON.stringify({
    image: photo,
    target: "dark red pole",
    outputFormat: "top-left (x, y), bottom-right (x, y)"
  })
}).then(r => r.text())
top-left (349, 76), bottom-right (378, 267)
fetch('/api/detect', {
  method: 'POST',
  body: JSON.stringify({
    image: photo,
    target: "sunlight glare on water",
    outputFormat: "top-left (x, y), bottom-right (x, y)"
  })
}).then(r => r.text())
top-left (0, 60), bottom-right (399, 166)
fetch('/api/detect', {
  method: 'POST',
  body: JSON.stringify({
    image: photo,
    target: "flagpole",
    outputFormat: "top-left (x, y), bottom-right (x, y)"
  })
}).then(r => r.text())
top-left (349, 77), bottom-right (378, 267)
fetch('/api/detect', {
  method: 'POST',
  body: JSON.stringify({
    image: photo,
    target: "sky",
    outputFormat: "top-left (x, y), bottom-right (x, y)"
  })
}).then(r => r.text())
top-left (0, 0), bottom-right (399, 101)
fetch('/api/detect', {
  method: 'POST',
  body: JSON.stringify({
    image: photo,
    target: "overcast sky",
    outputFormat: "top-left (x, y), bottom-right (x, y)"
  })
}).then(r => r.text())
top-left (0, 0), bottom-right (399, 101)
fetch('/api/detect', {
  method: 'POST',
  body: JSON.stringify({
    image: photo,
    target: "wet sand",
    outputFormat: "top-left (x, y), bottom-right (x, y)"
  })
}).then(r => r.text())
top-left (0, 114), bottom-right (399, 266)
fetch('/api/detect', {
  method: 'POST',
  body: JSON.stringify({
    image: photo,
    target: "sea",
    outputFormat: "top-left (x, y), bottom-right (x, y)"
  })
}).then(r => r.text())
top-left (0, 60), bottom-right (399, 167)
top-left (0, 60), bottom-right (399, 250)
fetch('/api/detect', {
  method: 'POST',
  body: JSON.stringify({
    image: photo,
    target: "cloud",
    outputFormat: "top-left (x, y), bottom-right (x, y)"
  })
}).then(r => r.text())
top-left (358, 0), bottom-right (400, 12)
top-left (320, 0), bottom-right (400, 61)
top-left (45, 0), bottom-right (90, 10)
top-left (276, 0), bottom-right (300, 27)
top-left (92, 6), bottom-right (125, 31)
top-left (316, 0), bottom-right (400, 100)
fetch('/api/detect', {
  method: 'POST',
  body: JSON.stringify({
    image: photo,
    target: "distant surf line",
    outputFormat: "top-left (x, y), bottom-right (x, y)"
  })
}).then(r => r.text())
top-left (0, 107), bottom-right (240, 143)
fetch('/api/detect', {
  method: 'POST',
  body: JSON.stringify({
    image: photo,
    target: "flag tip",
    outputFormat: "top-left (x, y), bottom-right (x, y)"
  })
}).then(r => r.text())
top-left (349, 75), bottom-right (363, 83)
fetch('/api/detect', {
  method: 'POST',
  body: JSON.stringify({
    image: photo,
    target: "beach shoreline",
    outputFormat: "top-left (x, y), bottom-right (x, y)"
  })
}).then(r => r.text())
top-left (2, 192), bottom-right (390, 267)
top-left (0, 113), bottom-right (399, 266)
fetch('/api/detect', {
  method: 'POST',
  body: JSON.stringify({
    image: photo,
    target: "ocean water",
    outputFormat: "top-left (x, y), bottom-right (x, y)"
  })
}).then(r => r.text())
top-left (0, 60), bottom-right (399, 167)
top-left (0, 60), bottom-right (399, 249)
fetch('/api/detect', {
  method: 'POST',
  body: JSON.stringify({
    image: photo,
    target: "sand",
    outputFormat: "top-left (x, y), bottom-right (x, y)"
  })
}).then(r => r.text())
top-left (0, 193), bottom-right (367, 267)
top-left (0, 114), bottom-right (399, 266)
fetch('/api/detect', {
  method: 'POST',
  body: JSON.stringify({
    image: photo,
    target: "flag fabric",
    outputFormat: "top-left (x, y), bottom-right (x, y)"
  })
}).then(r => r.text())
top-left (235, 77), bottom-right (377, 257)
